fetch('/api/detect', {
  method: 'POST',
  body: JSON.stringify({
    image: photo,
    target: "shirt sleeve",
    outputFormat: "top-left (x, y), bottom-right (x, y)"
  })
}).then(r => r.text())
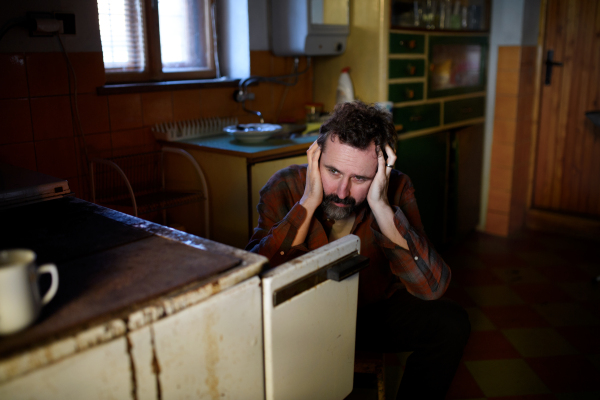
top-left (245, 167), bottom-right (312, 268)
top-left (371, 176), bottom-right (451, 300)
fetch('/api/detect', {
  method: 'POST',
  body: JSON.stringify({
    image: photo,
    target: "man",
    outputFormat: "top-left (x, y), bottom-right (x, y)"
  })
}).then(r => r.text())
top-left (246, 101), bottom-right (470, 399)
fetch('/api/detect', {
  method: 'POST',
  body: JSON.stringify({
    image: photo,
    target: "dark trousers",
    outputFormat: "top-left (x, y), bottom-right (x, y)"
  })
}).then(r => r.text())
top-left (355, 289), bottom-right (471, 399)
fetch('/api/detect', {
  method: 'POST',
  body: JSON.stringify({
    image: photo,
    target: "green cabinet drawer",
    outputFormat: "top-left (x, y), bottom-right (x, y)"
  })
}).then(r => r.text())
top-left (388, 83), bottom-right (424, 103)
top-left (389, 59), bottom-right (425, 78)
top-left (389, 33), bottom-right (425, 54)
top-left (393, 103), bottom-right (440, 133)
top-left (443, 96), bottom-right (486, 124)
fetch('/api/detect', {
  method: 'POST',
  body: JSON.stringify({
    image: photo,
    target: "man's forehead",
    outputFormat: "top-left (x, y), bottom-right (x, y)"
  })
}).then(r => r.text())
top-left (321, 136), bottom-right (378, 175)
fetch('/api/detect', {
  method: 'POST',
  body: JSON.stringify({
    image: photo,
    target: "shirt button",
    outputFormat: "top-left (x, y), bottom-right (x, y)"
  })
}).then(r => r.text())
top-left (414, 256), bottom-right (419, 261)
top-left (280, 251), bottom-right (285, 255)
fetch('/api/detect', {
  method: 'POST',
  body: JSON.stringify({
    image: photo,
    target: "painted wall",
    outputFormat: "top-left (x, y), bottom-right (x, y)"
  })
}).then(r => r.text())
top-left (479, 0), bottom-right (541, 230)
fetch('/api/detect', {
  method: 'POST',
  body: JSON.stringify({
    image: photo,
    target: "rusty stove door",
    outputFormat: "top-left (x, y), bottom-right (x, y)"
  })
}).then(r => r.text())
top-left (262, 235), bottom-right (367, 400)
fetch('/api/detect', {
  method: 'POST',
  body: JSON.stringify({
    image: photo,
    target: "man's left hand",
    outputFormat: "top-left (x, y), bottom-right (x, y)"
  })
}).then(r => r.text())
top-left (367, 144), bottom-right (397, 210)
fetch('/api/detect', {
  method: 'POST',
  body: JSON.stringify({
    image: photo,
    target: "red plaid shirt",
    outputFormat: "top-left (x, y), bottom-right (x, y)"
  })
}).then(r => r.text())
top-left (246, 164), bottom-right (451, 306)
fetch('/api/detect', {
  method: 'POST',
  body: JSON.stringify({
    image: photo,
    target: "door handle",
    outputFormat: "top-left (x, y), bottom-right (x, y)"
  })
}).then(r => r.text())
top-left (545, 50), bottom-right (563, 85)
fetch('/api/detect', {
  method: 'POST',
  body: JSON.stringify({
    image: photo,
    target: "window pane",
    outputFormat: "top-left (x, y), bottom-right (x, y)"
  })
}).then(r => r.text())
top-left (97, 0), bottom-right (146, 72)
top-left (158, 0), bottom-right (209, 72)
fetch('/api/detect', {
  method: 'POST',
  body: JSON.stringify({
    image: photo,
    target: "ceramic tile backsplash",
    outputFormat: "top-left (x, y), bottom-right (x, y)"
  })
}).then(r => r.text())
top-left (35, 137), bottom-right (78, 179)
top-left (26, 53), bottom-right (70, 97)
top-left (0, 54), bottom-right (28, 99)
top-left (0, 99), bottom-right (33, 145)
top-left (109, 94), bottom-right (144, 131)
top-left (31, 96), bottom-right (74, 141)
top-left (141, 92), bottom-right (173, 126)
top-left (78, 94), bottom-right (110, 135)
top-left (0, 50), bottom-right (313, 203)
top-left (0, 142), bottom-right (37, 171)
top-left (69, 53), bottom-right (106, 94)
top-left (172, 90), bottom-right (202, 121)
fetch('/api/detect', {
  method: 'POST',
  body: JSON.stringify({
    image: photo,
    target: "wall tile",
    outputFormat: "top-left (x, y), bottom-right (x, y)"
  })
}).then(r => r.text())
top-left (493, 119), bottom-right (517, 144)
top-left (0, 54), bottom-right (28, 99)
top-left (497, 47), bottom-right (521, 70)
top-left (495, 70), bottom-right (520, 96)
top-left (0, 142), bottom-right (37, 171)
top-left (35, 137), bottom-right (77, 179)
top-left (486, 211), bottom-right (510, 237)
top-left (111, 127), bottom-right (155, 155)
top-left (108, 94), bottom-right (143, 131)
top-left (520, 46), bottom-right (537, 67)
top-left (172, 90), bottom-right (202, 121)
top-left (489, 166), bottom-right (513, 193)
top-left (81, 132), bottom-right (112, 159)
top-left (250, 51), bottom-right (272, 76)
top-left (494, 94), bottom-right (519, 120)
top-left (31, 96), bottom-right (73, 141)
top-left (26, 53), bottom-right (69, 97)
top-left (69, 52), bottom-right (106, 94)
top-left (141, 92), bottom-right (173, 126)
top-left (488, 190), bottom-right (512, 214)
top-left (78, 94), bottom-right (110, 134)
top-left (490, 141), bottom-right (515, 169)
top-left (0, 99), bottom-right (33, 145)
top-left (199, 88), bottom-right (240, 118)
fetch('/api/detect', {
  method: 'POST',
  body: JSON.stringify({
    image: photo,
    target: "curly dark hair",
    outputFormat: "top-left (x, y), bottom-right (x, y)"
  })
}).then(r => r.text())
top-left (317, 101), bottom-right (397, 154)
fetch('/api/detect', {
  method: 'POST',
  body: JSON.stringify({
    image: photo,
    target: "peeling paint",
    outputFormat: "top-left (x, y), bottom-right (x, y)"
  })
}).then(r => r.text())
top-left (149, 325), bottom-right (162, 400)
top-left (76, 320), bottom-right (127, 350)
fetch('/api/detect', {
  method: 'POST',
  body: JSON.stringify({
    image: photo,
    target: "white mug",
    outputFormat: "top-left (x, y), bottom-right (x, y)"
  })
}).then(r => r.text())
top-left (0, 249), bottom-right (59, 335)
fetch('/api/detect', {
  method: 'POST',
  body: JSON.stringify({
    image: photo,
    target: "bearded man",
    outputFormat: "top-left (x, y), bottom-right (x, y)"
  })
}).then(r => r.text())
top-left (246, 101), bottom-right (470, 399)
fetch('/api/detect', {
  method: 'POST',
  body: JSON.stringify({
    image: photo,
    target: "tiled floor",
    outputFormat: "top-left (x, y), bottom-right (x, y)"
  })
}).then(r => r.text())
top-left (347, 229), bottom-right (600, 400)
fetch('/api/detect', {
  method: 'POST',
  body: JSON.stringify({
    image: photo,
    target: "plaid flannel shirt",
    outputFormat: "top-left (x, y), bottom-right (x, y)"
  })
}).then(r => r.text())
top-left (246, 164), bottom-right (451, 306)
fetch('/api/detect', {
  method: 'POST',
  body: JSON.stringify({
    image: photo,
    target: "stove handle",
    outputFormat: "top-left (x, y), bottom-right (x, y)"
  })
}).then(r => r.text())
top-left (327, 254), bottom-right (370, 282)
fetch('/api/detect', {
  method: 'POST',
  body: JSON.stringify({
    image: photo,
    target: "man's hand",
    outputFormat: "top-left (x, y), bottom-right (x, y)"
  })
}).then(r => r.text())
top-left (367, 144), bottom-right (397, 210)
top-left (367, 144), bottom-right (408, 250)
top-left (299, 140), bottom-right (323, 213)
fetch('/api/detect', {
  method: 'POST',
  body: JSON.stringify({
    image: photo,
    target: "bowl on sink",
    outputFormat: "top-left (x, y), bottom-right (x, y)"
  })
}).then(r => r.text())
top-left (224, 123), bottom-right (282, 143)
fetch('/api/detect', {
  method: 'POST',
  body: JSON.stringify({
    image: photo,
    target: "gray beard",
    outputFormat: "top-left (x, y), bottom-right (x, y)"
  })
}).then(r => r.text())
top-left (321, 193), bottom-right (360, 220)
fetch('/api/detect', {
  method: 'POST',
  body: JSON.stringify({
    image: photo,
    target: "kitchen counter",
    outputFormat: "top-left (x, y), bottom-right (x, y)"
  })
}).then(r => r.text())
top-left (0, 196), bottom-right (268, 399)
top-left (163, 133), bottom-right (316, 163)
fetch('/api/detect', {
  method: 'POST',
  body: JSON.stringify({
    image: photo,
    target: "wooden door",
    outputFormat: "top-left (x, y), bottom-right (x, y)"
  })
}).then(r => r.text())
top-left (533, 0), bottom-right (600, 217)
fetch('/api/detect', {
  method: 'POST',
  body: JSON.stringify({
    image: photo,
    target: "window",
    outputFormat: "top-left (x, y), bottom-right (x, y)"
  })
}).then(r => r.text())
top-left (97, 0), bottom-right (216, 83)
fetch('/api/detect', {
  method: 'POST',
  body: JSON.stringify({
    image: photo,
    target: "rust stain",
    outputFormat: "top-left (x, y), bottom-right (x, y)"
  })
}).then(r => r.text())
top-left (204, 310), bottom-right (220, 400)
top-left (149, 325), bottom-right (162, 400)
top-left (126, 335), bottom-right (138, 400)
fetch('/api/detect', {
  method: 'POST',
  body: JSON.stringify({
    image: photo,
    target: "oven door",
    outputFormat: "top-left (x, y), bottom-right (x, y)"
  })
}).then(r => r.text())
top-left (262, 234), bottom-right (368, 400)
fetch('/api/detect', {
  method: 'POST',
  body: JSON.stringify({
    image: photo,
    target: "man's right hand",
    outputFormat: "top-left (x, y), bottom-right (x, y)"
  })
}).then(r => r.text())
top-left (299, 140), bottom-right (323, 214)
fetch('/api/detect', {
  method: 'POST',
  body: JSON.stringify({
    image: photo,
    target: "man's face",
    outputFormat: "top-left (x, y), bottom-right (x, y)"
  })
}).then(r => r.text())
top-left (319, 135), bottom-right (378, 220)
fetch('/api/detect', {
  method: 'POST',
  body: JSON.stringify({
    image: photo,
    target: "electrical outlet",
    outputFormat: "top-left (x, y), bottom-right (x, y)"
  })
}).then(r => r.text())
top-left (26, 12), bottom-right (76, 36)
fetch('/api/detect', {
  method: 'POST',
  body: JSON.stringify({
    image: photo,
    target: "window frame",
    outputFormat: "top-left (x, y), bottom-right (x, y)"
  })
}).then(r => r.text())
top-left (103, 0), bottom-right (216, 84)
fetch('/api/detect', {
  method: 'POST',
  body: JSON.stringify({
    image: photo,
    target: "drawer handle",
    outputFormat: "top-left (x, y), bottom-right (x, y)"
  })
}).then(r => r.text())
top-left (405, 89), bottom-right (415, 99)
top-left (327, 254), bottom-right (370, 282)
top-left (407, 64), bottom-right (416, 75)
top-left (461, 107), bottom-right (473, 113)
top-left (409, 115), bottom-right (423, 122)
top-left (399, 40), bottom-right (417, 49)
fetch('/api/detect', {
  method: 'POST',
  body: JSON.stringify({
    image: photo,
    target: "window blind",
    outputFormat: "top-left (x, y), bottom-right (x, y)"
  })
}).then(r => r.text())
top-left (97, 0), bottom-right (146, 72)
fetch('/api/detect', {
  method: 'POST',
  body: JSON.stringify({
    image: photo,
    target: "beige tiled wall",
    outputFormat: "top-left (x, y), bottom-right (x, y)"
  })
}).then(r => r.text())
top-left (485, 46), bottom-right (536, 236)
top-left (0, 51), bottom-right (313, 201)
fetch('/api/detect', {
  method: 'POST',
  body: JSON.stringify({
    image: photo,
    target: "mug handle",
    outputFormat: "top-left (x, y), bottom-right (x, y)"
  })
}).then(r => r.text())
top-left (37, 264), bottom-right (59, 305)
